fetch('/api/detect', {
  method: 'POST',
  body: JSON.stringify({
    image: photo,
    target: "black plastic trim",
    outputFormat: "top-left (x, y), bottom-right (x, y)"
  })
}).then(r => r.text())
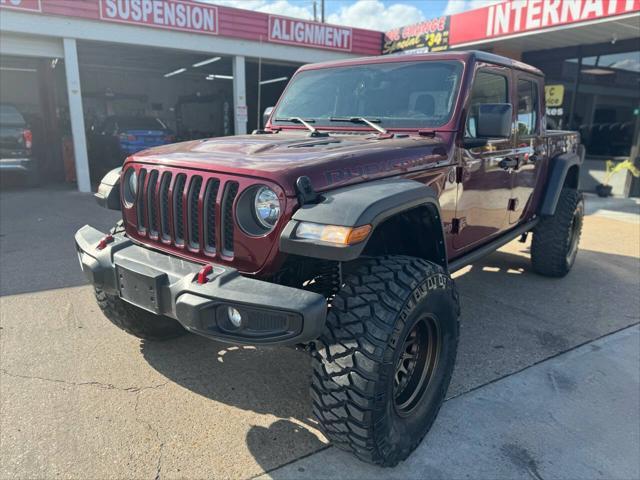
top-left (94, 168), bottom-right (121, 211)
top-left (280, 177), bottom-right (443, 262)
top-left (75, 225), bottom-right (327, 346)
top-left (448, 219), bottom-right (539, 272)
top-left (539, 150), bottom-right (583, 216)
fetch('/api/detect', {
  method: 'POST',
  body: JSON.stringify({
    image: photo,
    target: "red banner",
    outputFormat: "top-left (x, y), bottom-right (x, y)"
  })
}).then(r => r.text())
top-left (268, 15), bottom-right (352, 52)
top-left (99, 0), bottom-right (218, 35)
top-left (450, 0), bottom-right (640, 45)
top-left (0, 0), bottom-right (41, 12)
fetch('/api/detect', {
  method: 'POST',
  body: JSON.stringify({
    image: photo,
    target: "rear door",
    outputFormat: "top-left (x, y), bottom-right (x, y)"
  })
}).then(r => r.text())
top-left (509, 74), bottom-right (546, 224)
top-left (453, 65), bottom-right (517, 251)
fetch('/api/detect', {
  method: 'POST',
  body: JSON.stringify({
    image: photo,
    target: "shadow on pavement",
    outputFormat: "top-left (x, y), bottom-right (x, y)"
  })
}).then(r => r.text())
top-left (140, 337), bottom-right (327, 472)
top-left (139, 244), bottom-right (639, 474)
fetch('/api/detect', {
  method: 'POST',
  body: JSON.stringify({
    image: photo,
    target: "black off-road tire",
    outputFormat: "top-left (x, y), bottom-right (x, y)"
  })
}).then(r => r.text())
top-left (311, 256), bottom-right (460, 466)
top-left (531, 188), bottom-right (584, 277)
top-left (94, 287), bottom-right (186, 340)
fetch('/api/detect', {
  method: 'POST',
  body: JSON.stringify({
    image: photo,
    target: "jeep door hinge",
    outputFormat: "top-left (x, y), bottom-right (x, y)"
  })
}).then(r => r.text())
top-left (455, 166), bottom-right (464, 183)
top-left (451, 218), bottom-right (461, 234)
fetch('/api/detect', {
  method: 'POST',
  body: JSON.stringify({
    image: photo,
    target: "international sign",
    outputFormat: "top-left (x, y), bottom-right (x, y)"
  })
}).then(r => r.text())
top-left (100, 0), bottom-right (218, 35)
top-left (383, 16), bottom-right (450, 55)
top-left (268, 16), bottom-right (352, 52)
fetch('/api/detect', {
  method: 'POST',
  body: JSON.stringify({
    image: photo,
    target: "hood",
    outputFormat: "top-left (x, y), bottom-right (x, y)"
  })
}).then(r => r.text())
top-left (130, 131), bottom-right (454, 196)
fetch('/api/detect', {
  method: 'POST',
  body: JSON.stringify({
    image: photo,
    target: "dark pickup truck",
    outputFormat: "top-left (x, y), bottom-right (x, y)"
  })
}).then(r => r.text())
top-left (76, 51), bottom-right (583, 466)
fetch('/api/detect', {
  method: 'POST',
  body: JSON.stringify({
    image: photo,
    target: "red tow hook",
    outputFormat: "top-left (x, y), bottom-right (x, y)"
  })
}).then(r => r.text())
top-left (196, 264), bottom-right (214, 285)
top-left (97, 234), bottom-right (114, 250)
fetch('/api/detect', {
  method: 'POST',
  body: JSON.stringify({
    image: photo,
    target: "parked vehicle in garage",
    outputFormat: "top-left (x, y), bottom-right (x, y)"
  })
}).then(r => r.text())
top-left (76, 51), bottom-right (583, 467)
top-left (87, 115), bottom-right (173, 182)
top-left (0, 103), bottom-right (37, 186)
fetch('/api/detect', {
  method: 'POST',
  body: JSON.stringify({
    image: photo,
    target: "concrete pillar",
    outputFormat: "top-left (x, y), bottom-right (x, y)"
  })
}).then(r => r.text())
top-left (62, 38), bottom-right (91, 192)
top-left (232, 55), bottom-right (247, 135)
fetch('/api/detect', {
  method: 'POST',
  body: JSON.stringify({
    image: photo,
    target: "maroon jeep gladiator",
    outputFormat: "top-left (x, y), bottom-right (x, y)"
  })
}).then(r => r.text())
top-left (76, 51), bottom-right (584, 466)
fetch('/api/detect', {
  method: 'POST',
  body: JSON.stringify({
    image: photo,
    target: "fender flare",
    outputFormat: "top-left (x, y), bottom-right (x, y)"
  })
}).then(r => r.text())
top-left (94, 167), bottom-right (121, 211)
top-left (279, 177), bottom-right (445, 263)
top-left (539, 148), bottom-right (583, 216)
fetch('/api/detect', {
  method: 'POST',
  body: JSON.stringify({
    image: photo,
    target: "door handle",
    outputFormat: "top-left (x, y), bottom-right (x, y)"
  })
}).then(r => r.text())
top-left (499, 157), bottom-right (519, 170)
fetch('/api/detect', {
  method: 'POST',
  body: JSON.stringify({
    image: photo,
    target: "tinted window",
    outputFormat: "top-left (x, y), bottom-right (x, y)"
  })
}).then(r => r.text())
top-left (0, 104), bottom-right (25, 125)
top-left (273, 61), bottom-right (463, 129)
top-left (466, 71), bottom-right (508, 138)
top-left (517, 79), bottom-right (539, 136)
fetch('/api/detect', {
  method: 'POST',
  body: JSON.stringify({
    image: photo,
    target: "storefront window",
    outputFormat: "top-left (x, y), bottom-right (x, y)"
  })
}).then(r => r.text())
top-left (524, 41), bottom-right (640, 159)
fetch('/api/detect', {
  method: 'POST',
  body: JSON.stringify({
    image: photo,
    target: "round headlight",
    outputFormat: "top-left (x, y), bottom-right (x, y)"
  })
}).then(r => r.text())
top-left (254, 186), bottom-right (280, 229)
top-left (128, 170), bottom-right (138, 196)
top-left (123, 168), bottom-right (137, 206)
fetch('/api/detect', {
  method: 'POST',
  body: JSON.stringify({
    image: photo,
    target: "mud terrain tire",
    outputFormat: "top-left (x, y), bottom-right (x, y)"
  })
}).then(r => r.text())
top-left (95, 287), bottom-right (186, 340)
top-left (531, 188), bottom-right (584, 277)
top-left (311, 256), bottom-right (460, 466)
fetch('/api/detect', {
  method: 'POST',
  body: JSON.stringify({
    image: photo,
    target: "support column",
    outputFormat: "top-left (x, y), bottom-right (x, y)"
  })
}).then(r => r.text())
top-left (232, 55), bottom-right (247, 135)
top-left (62, 38), bottom-right (91, 192)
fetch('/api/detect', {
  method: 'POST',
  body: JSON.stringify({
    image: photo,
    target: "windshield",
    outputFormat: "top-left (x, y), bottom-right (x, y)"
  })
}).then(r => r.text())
top-left (272, 60), bottom-right (463, 129)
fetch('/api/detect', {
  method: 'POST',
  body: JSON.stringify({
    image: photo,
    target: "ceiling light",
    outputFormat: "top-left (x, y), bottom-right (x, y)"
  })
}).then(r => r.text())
top-left (193, 57), bottom-right (221, 68)
top-left (259, 76), bottom-right (288, 86)
top-left (164, 68), bottom-right (187, 78)
top-left (581, 68), bottom-right (615, 75)
top-left (206, 74), bottom-right (233, 80)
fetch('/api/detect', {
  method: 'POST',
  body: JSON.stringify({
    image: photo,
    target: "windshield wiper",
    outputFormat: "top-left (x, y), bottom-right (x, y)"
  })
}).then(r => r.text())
top-left (329, 117), bottom-right (388, 134)
top-left (274, 117), bottom-right (328, 137)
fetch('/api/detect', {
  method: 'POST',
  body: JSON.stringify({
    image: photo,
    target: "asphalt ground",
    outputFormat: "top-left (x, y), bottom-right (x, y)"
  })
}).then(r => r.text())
top-left (1, 186), bottom-right (638, 479)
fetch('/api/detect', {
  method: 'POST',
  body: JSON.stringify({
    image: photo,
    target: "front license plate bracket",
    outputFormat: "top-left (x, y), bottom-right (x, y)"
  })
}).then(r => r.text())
top-left (115, 260), bottom-right (167, 314)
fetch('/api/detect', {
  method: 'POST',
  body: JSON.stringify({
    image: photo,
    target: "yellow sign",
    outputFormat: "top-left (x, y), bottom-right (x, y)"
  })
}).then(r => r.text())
top-left (545, 85), bottom-right (565, 107)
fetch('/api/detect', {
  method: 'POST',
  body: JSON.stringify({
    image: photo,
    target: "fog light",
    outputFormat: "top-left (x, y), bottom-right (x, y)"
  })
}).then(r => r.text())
top-left (227, 307), bottom-right (242, 327)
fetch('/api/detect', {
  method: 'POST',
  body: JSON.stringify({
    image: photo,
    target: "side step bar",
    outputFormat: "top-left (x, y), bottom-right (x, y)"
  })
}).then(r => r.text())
top-left (448, 219), bottom-right (539, 273)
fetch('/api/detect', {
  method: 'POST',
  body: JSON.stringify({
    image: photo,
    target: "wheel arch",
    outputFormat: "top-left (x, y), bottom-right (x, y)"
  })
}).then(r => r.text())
top-left (539, 147), bottom-right (584, 216)
top-left (279, 177), bottom-right (447, 268)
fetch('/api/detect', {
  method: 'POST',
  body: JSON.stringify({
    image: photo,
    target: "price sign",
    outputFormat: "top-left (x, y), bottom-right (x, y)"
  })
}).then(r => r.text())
top-left (545, 85), bottom-right (565, 108)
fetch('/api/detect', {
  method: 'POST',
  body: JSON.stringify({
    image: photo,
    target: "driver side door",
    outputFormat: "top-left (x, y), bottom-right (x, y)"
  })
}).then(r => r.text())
top-left (453, 66), bottom-right (517, 252)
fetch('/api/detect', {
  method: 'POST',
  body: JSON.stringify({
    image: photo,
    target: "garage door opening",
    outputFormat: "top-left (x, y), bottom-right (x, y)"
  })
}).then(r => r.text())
top-left (77, 41), bottom-right (239, 183)
top-left (0, 54), bottom-right (68, 188)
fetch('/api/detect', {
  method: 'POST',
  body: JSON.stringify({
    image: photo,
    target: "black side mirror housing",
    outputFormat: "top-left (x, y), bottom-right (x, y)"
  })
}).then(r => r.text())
top-left (263, 106), bottom-right (274, 128)
top-left (477, 103), bottom-right (513, 139)
top-left (94, 167), bottom-right (121, 211)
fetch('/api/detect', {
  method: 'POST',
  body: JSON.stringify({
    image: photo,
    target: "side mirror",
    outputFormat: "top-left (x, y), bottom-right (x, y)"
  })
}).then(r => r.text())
top-left (476, 103), bottom-right (513, 138)
top-left (263, 106), bottom-right (274, 127)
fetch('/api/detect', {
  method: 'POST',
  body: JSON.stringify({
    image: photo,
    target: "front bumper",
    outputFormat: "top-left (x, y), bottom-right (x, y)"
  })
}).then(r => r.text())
top-left (75, 225), bottom-right (327, 346)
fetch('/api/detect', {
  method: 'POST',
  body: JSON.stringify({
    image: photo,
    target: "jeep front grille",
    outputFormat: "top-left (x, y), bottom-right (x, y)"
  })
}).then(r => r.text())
top-left (134, 168), bottom-right (241, 258)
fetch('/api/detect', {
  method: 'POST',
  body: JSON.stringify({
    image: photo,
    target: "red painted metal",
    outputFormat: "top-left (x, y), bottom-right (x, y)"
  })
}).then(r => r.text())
top-left (97, 234), bottom-right (114, 250)
top-left (196, 264), bottom-right (213, 284)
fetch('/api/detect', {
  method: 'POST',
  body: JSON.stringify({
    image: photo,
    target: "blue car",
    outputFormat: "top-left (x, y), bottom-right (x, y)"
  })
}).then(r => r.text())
top-left (88, 115), bottom-right (174, 182)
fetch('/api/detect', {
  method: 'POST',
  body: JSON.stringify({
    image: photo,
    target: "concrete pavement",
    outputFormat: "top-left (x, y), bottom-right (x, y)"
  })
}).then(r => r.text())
top-left (263, 325), bottom-right (640, 480)
top-left (0, 187), bottom-right (638, 479)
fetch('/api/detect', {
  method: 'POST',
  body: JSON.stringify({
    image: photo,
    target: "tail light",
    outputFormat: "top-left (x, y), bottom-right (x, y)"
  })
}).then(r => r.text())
top-left (119, 133), bottom-right (136, 142)
top-left (22, 129), bottom-right (33, 150)
top-left (164, 134), bottom-right (176, 142)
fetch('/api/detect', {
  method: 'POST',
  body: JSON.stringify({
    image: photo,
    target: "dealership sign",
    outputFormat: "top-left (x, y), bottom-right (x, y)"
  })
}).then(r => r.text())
top-left (449, 0), bottom-right (640, 46)
top-left (385, 0), bottom-right (640, 53)
top-left (384, 16), bottom-right (450, 54)
top-left (100, 0), bottom-right (218, 35)
top-left (269, 16), bottom-right (352, 52)
top-left (0, 0), bottom-right (41, 11)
